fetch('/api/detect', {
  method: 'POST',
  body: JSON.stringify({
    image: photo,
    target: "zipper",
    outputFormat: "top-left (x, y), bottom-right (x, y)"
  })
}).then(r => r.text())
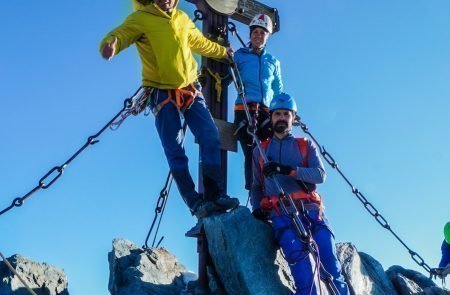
top-left (258, 53), bottom-right (263, 101)
top-left (279, 139), bottom-right (282, 163)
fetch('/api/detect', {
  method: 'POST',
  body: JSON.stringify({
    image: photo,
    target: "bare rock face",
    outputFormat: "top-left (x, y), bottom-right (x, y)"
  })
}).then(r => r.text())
top-left (202, 206), bottom-right (294, 295)
top-left (386, 265), bottom-right (450, 295)
top-left (336, 242), bottom-right (397, 295)
top-left (108, 238), bottom-right (192, 295)
top-left (0, 254), bottom-right (68, 295)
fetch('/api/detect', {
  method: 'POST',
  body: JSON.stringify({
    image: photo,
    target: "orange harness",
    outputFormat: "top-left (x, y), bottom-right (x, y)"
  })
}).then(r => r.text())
top-left (259, 137), bottom-right (323, 219)
top-left (151, 83), bottom-right (200, 116)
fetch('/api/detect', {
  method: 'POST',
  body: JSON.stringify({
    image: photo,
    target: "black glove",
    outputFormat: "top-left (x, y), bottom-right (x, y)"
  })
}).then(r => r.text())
top-left (252, 208), bottom-right (269, 221)
top-left (263, 162), bottom-right (295, 177)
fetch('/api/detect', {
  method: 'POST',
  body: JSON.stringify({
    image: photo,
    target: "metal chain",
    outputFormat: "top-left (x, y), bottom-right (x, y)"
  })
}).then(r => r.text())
top-left (0, 88), bottom-right (143, 217)
top-left (296, 118), bottom-right (436, 275)
top-left (142, 121), bottom-right (188, 250)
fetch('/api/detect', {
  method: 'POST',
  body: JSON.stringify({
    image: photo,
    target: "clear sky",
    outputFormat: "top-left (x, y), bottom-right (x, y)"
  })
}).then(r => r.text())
top-left (1, 1), bottom-right (449, 294)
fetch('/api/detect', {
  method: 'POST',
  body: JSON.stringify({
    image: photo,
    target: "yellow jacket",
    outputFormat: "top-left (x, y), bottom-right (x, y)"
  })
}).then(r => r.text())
top-left (100, 1), bottom-right (227, 89)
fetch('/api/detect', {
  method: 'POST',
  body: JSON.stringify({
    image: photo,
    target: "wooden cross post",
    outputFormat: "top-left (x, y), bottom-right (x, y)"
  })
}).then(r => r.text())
top-left (185, 0), bottom-right (279, 292)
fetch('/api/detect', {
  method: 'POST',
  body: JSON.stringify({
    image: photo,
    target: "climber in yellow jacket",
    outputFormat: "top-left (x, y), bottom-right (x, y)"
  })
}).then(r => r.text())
top-left (100, 0), bottom-right (239, 235)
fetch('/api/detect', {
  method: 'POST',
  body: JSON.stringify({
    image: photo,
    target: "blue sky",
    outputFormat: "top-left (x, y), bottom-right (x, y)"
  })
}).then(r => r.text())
top-left (1, 1), bottom-right (449, 294)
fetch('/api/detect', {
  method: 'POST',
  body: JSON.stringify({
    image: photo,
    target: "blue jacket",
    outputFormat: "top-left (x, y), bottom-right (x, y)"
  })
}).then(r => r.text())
top-left (250, 134), bottom-right (326, 210)
top-left (439, 240), bottom-right (450, 267)
top-left (234, 47), bottom-right (283, 107)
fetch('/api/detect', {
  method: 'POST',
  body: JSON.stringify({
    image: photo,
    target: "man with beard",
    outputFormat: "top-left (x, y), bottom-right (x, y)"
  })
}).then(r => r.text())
top-left (250, 93), bottom-right (349, 294)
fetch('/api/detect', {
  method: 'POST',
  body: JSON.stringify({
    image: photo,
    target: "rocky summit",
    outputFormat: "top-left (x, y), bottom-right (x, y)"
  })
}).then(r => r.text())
top-left (1, 206), bottom-right (448, 294)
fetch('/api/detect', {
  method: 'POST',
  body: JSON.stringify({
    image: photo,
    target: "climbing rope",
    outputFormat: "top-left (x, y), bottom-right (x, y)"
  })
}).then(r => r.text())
top-left (0, 251), bottom-right (37, 295)
top-left (296, 118), bottom-right (437, 276)
top-left (0, 87), bottom-right (142, 217)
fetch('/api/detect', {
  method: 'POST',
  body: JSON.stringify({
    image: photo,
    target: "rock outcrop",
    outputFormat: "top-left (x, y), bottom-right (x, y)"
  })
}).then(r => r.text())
top-left (336, 243), bottom-right (397, 295)
top-left (0, 254), bottom-right (68, 295)
top-left (386, 265), bottom-right (449, 295)
top-left (108, 238), bottom-right (193, 295)
top-left (202, 206), bottom-right (294, 295)
top-left (4, 207), bottom-right (449, 295)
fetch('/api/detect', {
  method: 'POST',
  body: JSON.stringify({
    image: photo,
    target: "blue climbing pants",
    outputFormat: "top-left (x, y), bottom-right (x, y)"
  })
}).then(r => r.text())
top-left (271, 208), bottom-right (349, 295)
top-left (149, 84), bottom-right (222, 210)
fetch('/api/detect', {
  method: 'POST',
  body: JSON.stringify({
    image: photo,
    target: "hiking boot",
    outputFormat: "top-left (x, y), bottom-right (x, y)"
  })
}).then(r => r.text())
top-left (185, 219), bottom-right (203, 237)
top-left (192, 201), bottom-right (216, 219)
top-left (214, 196), bottom-right (240, 211)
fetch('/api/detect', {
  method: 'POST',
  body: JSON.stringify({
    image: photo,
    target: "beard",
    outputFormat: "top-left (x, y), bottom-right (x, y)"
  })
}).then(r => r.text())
top-left (273, 120), bottom-right (289, 133)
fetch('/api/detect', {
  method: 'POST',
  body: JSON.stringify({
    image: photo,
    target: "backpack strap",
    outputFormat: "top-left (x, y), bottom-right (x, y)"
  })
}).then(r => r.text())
top-left (296, 137), bottom-right (309, 168)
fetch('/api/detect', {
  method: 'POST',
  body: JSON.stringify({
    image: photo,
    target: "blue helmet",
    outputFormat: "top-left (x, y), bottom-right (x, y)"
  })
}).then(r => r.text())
top-left (269, 93), bottom-right (297, 113)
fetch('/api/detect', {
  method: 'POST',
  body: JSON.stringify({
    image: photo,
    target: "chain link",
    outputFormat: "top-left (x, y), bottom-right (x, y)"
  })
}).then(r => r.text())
top-left (0, 88), bottom-right (142, 217)
top-left (298, 118), bottom-right (434, 275)
top-left (142, 121), bottom-right (188, 250)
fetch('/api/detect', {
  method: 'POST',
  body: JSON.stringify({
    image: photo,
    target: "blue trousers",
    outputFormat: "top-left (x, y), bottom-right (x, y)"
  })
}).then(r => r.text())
top-left (271, 208), bottom-right (349, 295)
top-left (149, 86), bottom-right (222, 210)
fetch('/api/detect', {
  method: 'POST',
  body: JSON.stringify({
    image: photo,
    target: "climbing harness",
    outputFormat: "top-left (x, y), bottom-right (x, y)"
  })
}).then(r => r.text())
top-left (0, 88), bottom-right (143, 217)
top-left (259, 138), bottom-right (324, 221)
top-left (143, 121), bottom-right (189, 250)
top-left (296, 119), bottom-right (439, 278)
top-left (0, 251), bottom-right (38, 295)
top-left (228, 59), bottom-right (339, 295)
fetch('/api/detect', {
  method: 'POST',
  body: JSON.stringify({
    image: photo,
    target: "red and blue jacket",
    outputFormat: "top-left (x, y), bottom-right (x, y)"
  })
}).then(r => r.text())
top-left (250, 134), bottom-right (326, 211)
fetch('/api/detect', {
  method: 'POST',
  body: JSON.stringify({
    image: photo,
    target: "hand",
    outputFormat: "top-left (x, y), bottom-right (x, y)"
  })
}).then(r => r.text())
top-left (252, 208), bottom-right (268, 221)
top-left (263, 161), bottom-right (295, 177)
top-left (226, 47), bottom-right (234, 59)
top-left (102, 37), bottom-right (117, 60)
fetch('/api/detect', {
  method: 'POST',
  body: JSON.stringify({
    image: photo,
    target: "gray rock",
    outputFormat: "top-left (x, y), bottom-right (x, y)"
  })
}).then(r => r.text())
top-left (0, 254), bottom-right (68, 295)
top-left (202, 206), bottom-right (293, 295)
top-left (108, 238), bottom-right (189, 295)
top-left (423, 286), bottom-right (450, 295)
top-left (336, 242), bottom-right (397, 295)
top-left (390, 273), bottom-right (423, 295)
top-left (386, 265), bottom-right (437, 290)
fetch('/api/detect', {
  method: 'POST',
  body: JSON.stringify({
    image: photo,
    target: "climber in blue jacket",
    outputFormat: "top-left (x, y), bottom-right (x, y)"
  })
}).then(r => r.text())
top-left (439, 222), bottom-right (450, 268)
top-left (233, 13), bottom-right (283, 191)
top-left (251, 93), bottom-right (349, 295)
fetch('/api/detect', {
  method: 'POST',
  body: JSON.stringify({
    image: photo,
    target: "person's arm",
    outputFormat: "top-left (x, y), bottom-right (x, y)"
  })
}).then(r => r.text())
top-left (292, 140), bottom-right (326, 184)
top-left (186, 18), bottom-right (228, 59)
top-left (263, 140), bottom-right (326, 184)
top-left (439, 240), bottom-right (450, 268)
top-left (99, 13), bottom-right (143, 60)
top-left (272, 59), bottom-right (283, 96)
top-left (250, 147), bottom-right (264, 211)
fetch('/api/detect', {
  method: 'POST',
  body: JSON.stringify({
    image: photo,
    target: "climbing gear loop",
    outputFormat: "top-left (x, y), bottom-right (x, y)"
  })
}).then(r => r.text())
top-left (110, 87), bottom-right (152, 130)
top-left (297, 118), bottom-right (435, 275)
top-left (0, 87), bottom-right (142, 217)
